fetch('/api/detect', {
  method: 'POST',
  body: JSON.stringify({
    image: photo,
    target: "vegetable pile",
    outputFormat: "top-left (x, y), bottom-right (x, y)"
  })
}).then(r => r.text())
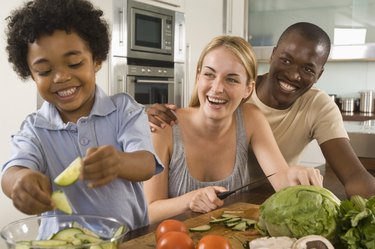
top-left (256, 185), bottom-right (341, 241)
top-left (339, 195), bottom-right (375, 249)
top-left (255, 185), bottom-right (375, 248)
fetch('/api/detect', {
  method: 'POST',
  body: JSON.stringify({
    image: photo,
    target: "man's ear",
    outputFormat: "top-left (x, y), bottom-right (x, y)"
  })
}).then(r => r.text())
top-left (317, 67), bottom-right (324, 81)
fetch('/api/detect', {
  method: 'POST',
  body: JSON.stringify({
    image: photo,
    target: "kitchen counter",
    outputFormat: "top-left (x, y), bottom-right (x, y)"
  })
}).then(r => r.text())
top-left (342, 111), bottom-right (375, 121)
top-left (344, 120), bottom-right (375, 170)
top-left (122, 165), bottom-right (350, 244)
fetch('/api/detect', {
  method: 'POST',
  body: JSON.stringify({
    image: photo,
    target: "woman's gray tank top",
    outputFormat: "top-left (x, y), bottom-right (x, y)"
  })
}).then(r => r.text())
top-left (168, 108), bottom-right (250, 198)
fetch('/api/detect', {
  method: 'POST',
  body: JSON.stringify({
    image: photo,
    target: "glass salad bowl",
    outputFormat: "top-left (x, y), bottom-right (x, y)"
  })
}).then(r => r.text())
top-left (1, 214), bottom-right (128, 249)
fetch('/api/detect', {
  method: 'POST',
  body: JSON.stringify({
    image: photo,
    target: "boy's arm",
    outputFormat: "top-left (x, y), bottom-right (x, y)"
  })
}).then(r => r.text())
top-left (81, 146), bottom-right (156, 187)
top-left (1, 166), bottom-right (53, 214)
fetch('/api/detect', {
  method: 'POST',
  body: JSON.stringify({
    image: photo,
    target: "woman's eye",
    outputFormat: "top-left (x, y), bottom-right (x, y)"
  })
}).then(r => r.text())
top-left (227, 78), bottom-right (239, 83)
top-left (204, 72), bottom-right (214, 78)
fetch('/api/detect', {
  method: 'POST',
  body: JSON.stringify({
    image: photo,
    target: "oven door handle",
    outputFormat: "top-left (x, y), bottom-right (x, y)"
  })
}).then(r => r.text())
top-left (135, 79), bottom-right (174, 84)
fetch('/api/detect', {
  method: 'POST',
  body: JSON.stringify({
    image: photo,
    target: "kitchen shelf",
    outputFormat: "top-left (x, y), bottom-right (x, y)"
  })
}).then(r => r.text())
top-left (342, 112), bottom-right (375, 121)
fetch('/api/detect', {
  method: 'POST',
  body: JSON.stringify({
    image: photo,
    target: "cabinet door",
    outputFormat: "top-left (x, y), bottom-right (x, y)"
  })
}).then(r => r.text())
top-left (184, 0), bottom-right (246, 99)
top-left (111, 0), bottom-right (127, 57)
top-left (248, 0), bottom-right (375, 60)
top-left (135, 0), bottom-right (185, 12)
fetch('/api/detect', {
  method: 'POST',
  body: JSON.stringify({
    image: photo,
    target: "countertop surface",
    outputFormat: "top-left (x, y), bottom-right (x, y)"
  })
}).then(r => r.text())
top-left (344, 120), bottom-right (375, 134)
top-left (123, 165), bottom-right (350, 245)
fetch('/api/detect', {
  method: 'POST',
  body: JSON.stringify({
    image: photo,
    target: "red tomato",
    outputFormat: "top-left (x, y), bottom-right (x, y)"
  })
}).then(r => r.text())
top-left (156, 231), bottom-right (195, 249)
top-left (196, 235), bottom-right (233, 249)
top-left (155, 219), bottom-right (188, 242)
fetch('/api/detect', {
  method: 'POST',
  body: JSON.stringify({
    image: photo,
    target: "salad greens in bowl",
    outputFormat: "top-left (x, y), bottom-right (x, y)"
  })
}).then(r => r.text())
top-left (1, 214), bottom-right (128, 249)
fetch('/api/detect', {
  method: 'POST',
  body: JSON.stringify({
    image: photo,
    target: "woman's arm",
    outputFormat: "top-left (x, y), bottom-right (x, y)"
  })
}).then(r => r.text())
top-left (143, 123), bottom-right (225, 224)
top-left (244, 104), bottom-right (323, 191)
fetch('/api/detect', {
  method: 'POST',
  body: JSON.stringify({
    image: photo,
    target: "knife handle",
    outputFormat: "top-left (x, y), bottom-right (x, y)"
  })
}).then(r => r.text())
top-left (217, 190), bottom-right (235, 200)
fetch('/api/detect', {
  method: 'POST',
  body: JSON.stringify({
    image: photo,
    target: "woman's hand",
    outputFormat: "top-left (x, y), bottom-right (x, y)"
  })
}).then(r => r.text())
top-left (189, 186), bottom-right (227, 213)
top-left (8, 168), bottom-right (53, 215)
top-left (287, 166), bottom-right (323, 187)
top-left (146, 103), bottom-right (178, 131)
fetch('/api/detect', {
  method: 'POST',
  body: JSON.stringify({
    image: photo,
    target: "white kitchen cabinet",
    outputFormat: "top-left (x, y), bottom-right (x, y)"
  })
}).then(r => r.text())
top-left (136, 0), bottom-right (185, 12)
top-left (300, 140), bottom-right (326, 167)
top-left (184, 0), bottom-right (246, 101)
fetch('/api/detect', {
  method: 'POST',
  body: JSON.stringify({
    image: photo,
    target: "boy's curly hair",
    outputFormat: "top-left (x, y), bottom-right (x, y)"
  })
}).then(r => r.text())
top-left (5, 0), bottom-right (110, 80)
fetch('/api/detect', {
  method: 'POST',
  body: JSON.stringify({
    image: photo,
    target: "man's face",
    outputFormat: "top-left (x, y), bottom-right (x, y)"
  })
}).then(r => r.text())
top-left (267, 32), bottom-right (327, 109)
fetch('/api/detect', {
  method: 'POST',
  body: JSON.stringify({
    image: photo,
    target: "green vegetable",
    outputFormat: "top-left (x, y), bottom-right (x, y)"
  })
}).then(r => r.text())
top-left (256, 185), bottom-right (340, 242)
top-left (339, 195), bottom-right (375, 249)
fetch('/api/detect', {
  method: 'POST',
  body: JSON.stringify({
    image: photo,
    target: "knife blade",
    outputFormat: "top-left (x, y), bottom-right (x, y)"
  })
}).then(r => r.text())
top-left (217, 173), bottom-right (276, 200)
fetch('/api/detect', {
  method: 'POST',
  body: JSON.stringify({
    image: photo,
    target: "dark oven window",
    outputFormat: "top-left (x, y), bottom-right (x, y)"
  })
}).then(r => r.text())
top-left (134, 83), bottom-right (168, 105)
top-left (135, 13), bottom-right (162, 49)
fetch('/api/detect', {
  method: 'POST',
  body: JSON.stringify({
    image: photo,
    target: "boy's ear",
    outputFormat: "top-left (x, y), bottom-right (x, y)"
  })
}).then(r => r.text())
top-left (94, 60), bottom-right (102, 72)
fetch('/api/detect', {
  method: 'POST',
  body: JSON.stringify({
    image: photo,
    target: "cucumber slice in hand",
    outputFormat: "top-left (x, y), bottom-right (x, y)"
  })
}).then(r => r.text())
top-left (54, 157), bottom-right (82, 186)
top-left (51, 190), bottom-right (73, 214)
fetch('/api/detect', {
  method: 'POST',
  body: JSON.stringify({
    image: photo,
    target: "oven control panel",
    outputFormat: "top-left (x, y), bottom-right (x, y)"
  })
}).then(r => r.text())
top-left (127, 65), bottom-right (174, 78)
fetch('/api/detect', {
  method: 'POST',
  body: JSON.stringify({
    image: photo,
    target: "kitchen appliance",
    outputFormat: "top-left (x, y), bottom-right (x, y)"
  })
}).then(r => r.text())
top-left (341, 97), bottom-right (355, 112)
top-left (111, 0), bottom-right (185, 107)
top-left (360, 90), bottom-right (374, 113)
top-left (112, 0), bottom-right (175, 61)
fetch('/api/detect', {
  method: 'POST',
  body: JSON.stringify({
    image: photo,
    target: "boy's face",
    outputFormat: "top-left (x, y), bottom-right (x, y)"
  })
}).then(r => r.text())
top-left (27, 30), bottom-right (101, 123)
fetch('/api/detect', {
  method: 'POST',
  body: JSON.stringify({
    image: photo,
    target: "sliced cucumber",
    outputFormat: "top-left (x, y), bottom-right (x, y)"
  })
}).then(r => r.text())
top-left (231, 221), bottom-right (247, 231)
top-left (31, 239), bottom-right (67, 246)
top-left (221, 213), bottom-right (240, 219)
top-left (72, 221), bottom-right (100, 238)
top-left (189, 224), bottom-right (211, 232)
top-left (54, 157), bottom-right (82, 186)
top-left (51, 190), bottom-right (73, 214)
top-left (225, 221), bottom-right (241, 228)
top-left (75, 233), bottom-right (103, 244)
top-left (15, 241), bottom-right (31, 249)
top-left (52, 227), bottom-right (83, 242)
top-left (242, 218), bottom-right (257, 226)
top-left (224, 217), bottom-right (242, 224)
top-left (209, 216), bottom-right (232, 224)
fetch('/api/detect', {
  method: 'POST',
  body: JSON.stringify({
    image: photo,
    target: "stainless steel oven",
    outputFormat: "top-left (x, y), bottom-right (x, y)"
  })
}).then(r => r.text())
top-left (111, 0), bottom-right (184, 107)
top-left (112, 0), bottom-right (175, 62)
top-left (112, 57), bottom-right (179, 106)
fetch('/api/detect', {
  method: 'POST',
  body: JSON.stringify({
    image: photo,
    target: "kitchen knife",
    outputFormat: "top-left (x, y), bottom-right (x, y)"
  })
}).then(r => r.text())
top-left (217, 173), bottom-right (276, 200)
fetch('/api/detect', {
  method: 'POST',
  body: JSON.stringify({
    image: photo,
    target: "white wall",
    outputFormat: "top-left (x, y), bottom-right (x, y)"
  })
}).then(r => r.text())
top-left (0, 1), bottom-right (111, 247)
top-left (0, 2), bottom-right (34, 247)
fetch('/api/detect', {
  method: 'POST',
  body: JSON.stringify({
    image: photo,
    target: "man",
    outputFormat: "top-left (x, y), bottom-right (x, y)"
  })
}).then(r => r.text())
top-left (147, 22), bottom-right (375, 198)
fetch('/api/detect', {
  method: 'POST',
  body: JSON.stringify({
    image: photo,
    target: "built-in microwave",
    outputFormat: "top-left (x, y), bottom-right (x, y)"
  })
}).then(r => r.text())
top-left (127, 0), bottom-right (174, 61)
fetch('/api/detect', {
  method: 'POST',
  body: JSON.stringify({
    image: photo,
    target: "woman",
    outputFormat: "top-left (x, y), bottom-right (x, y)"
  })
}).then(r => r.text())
top-left (144, 35), bottom-right (323, 224)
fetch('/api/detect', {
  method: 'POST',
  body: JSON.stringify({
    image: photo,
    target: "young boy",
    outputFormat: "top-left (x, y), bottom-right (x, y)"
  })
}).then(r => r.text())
top-left (1, 0), bottom-right (162, 230)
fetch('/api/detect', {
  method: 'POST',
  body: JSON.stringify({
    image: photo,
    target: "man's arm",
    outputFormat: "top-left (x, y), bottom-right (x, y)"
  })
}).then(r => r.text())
top-left (320, 138), bottom-right (375, 198)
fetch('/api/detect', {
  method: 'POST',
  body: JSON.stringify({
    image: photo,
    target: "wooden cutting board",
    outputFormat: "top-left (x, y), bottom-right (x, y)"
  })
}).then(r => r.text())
top-left (122, 202), bottom-right (261, 248)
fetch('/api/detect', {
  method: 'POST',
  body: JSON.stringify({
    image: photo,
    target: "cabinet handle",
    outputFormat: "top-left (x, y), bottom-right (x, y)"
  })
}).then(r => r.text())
top-left (118, 8), bottom-right (125, 45)
top-left (223, 0), bottom-right (233, 34)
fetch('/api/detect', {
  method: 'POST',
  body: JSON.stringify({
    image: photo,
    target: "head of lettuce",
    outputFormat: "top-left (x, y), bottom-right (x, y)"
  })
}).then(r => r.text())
top-left (256, 185), bottom-right (341, 242)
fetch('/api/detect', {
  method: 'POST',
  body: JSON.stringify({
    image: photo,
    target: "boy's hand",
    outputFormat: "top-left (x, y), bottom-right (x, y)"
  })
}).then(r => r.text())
top-left (81, 146), bottom-right (120, 188)
top-left (146, 103), bottom-right (178, 131)
top-left (10, 168), bottom-right (53, 215)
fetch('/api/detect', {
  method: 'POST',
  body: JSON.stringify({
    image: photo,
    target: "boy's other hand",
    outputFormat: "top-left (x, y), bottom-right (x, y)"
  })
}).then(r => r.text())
top-left (10, 168), bottom-right (53, 215)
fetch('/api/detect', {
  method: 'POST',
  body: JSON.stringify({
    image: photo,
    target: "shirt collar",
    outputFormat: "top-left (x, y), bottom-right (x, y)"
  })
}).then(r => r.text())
top-left (34, 86), bottom-right (116, 130)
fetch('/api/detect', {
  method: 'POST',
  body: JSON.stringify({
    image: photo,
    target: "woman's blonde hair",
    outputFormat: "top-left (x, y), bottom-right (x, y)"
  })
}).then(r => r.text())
top-left (189, 35), bottom-right (258, 107)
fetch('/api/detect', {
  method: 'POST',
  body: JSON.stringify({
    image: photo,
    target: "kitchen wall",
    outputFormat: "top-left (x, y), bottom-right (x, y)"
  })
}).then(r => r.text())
top-left (0, 1), bottom-right (111, 247)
